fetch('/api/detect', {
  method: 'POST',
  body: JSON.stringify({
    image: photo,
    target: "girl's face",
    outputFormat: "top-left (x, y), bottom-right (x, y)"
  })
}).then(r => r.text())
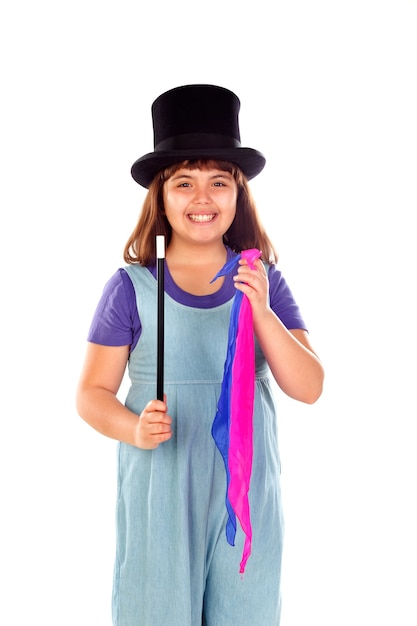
top-left (162, 166), bottom-right (238, 247)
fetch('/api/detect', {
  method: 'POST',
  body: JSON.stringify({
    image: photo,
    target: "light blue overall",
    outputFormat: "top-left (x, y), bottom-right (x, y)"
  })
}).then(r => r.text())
top-left (112, 265), bottom-right (284, 626)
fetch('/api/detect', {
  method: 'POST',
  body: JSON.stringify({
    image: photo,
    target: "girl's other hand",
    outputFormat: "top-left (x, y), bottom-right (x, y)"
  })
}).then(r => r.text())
top-left (134, 396), bottom-right (172, 449)
top-left (233, 258), bottom-right (269, 319)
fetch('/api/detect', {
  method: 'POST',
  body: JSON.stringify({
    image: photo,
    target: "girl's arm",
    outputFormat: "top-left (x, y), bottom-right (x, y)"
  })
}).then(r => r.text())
top-left (76, 343), bottom-right (172, 448)
top-left (234, 259), bottom-right (324, 404)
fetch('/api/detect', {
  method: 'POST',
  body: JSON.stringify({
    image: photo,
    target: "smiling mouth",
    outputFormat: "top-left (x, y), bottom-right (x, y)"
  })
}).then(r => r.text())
top-left (188, 213), bottom-right (217, 223)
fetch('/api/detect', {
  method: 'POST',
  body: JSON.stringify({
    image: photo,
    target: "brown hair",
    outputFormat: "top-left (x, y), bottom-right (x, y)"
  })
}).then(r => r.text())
top-left (123, 160), bottom-right (278, 265)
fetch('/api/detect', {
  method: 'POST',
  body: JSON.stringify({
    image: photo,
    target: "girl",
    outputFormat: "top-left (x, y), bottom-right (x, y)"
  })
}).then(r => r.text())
top-left (76, 84), bottom-right (324, 626)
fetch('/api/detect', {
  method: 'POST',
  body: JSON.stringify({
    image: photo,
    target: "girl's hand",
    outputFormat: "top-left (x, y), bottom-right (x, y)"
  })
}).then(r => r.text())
top-left (233, 258), bottom-right (270, 321)
top-left (134, 396), bottom-right (172, 449)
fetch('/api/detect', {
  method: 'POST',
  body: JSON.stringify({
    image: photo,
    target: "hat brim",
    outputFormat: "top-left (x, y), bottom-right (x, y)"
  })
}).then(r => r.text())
top-left (131, 148), bottom-right (266, 188)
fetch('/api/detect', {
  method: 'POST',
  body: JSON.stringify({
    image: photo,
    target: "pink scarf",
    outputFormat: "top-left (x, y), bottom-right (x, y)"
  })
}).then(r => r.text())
top-left (211, 248), bottom-right (261, 573)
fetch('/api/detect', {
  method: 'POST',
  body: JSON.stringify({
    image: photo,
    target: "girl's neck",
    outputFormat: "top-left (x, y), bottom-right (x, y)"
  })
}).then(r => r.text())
top-left (165, 240), bottom-right (227, 267)
top-left (165, 240), bottom-right (228, 296)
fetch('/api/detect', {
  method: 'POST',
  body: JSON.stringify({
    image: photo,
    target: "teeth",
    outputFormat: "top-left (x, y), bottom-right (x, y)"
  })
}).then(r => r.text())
top-left (189, 213), bottom-right (216, 223)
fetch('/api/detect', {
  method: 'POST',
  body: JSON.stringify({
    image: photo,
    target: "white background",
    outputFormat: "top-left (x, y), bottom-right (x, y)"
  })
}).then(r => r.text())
top-left (1, 1), bottom-right (416, 624)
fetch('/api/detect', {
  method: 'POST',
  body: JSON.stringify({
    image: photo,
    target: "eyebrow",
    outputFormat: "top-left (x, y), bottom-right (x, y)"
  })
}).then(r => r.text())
top-left (170, 171), bottom-right (232, 182)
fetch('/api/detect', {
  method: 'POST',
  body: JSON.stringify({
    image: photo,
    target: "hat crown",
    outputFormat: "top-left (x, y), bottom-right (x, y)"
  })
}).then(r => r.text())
top-left (151, 84), bottom-right (242, 151)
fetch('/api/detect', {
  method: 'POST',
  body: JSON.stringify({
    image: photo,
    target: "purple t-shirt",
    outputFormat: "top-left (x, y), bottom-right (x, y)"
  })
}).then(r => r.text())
top-left (87, 254), bottom-right (307, 353)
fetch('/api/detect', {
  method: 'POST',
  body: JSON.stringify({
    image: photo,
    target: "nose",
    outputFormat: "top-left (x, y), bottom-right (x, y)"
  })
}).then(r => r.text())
top-left (193, 183), bottom-right (211, 204)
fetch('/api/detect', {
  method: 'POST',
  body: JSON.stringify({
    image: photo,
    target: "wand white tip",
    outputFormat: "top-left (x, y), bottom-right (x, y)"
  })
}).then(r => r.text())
top-left (156, 235), bottom-right (165, 259)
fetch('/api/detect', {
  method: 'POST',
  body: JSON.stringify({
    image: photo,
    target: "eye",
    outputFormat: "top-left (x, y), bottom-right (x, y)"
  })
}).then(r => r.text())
top-left (213, 181), bottom-right (226, 187)
top-left (178, 182), bottom-right (191, 188)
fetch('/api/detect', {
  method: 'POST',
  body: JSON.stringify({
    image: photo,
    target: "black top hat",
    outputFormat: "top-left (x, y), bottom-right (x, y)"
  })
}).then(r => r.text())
top-left (130, 84), bottom-right (266, 188)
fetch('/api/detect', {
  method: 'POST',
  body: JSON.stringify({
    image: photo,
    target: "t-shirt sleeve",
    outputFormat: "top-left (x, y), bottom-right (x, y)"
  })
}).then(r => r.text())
top-left (268, 265), bottom-right (308, 331)
top-left (87, 268), bottom-right (141, 349)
